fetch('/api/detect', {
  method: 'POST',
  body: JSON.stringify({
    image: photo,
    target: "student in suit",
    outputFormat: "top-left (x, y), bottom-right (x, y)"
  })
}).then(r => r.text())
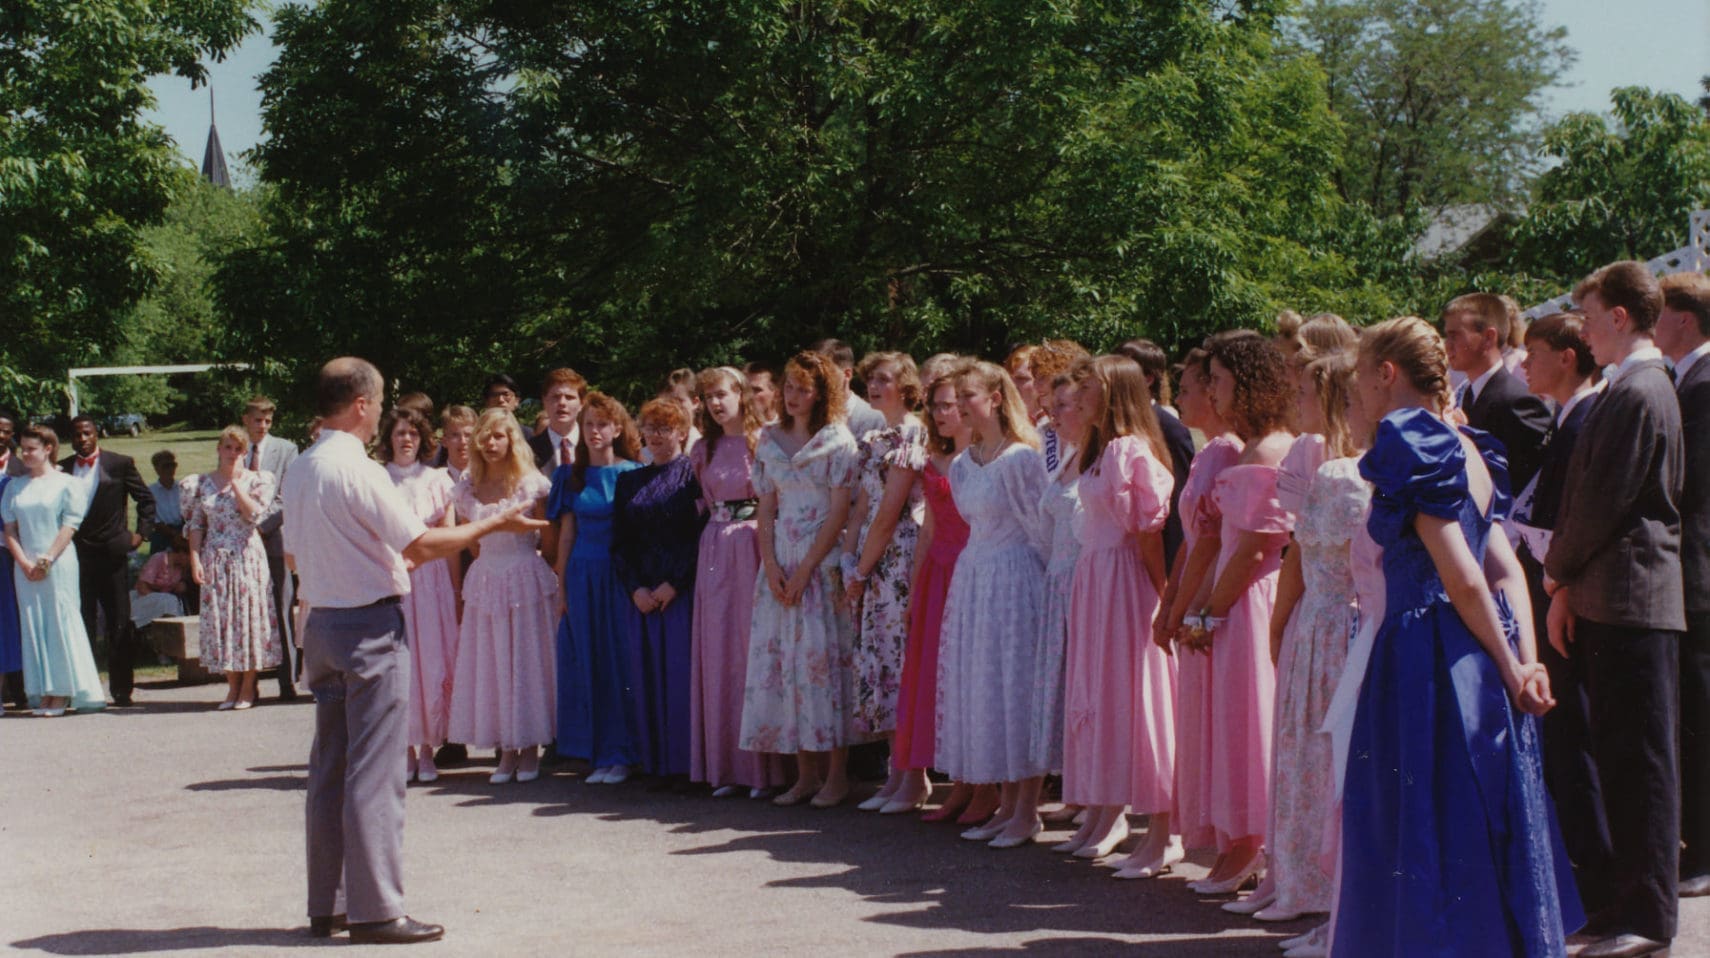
top-left (0, 411), bottom-right (24, 478)
top-left (243, 397), bottom-right (301, 700)
top-left (1656, 271), bottom-right (1710, 899)
top-left (1546, 261), bottom-right (1685, 958)
top-left (1442, 292), bottom-right (1553, 492)
top-left (526, 368), bottom-right (587, 472)
top-left (1511, 312), bottom-right (1607, 906)
top-left (59, 414), bottom-right (155, 707)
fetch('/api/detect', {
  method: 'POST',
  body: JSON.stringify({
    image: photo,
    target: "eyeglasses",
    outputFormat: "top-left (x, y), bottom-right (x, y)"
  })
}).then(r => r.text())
top-left (640, 424), bottom-right (680, 437)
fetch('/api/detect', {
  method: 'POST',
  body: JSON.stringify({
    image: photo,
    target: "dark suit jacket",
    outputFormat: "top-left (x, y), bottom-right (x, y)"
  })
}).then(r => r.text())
top-left (527, 430), bottom-right (554, 471)
top-left (1676, 355), bottom-right (1710, 613)
top-left (1466, 365), bottom-right (1553, 493)
top-left (1527, 390), bottom-right (1599, 535)
top-left (1157, 405), bottom-right (1195, 568)
top-left (58, 449), bottom-right (155, 557)
top-left (1, 452), bottom-right (22, 477)
top-left (1546, 357), bottom-right (1685, 631)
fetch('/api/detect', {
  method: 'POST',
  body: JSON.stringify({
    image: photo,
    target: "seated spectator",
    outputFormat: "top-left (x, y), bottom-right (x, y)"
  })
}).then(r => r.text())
top-left (130, 536), bottom-right (193, 629)
top-left (147, 450), bottom-right (184, 554)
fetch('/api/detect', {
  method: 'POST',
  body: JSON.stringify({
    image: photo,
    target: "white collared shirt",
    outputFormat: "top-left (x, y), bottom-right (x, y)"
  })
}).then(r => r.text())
top-left (1610, 345), bottom-right (1665, 386)
top-left (1673, 341), bottom-right (1710, 384)
top-left (71, 451), bottom-right (100, 505)
top-left (1511, 379), bottom-right (1609, 558)
top-left (544, 424), bottom-right (580, 469)
top-left (1464, 361), bottom-right (1503, 407)
top-left (282, 430), bottom-right (428, 609)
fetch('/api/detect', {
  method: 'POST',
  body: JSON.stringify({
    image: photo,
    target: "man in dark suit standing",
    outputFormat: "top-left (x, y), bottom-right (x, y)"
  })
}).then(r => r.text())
top-left (1510, 312), bottom-right (1608, 907)
top-left (1546, 261), bottom-right (1685, 958)
top-left (526, 368), bottom-right (586, 472)
top-left (0, 410), bottom-right (23, 711)
top-left (1657, 271), bottom-right (1710, 899)
top-left (60, 414), bottom-right (155, 707)
top-left (0, 411), bottom-right (23, 478)
top-left (1118, 339), bottom-right (1194, 568)
top-left (1443, 292), bottom-right (1553, 491)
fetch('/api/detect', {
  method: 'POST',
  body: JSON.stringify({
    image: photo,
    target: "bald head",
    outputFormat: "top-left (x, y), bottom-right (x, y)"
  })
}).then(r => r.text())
top-left (316, 357), bottom-right (383, 418)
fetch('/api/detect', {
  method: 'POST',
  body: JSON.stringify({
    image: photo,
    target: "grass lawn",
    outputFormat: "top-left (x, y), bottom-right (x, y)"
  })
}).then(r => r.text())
top-left (102, 428), bottom-right (224, 552)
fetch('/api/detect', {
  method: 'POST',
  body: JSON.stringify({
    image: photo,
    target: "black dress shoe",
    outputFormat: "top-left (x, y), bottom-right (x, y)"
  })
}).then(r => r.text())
top-left (434, 743), bottom-right (468, 766)
top-left (1680, 874), bottom-right (1710, 897)
top-left (1579, 933), bottom-right (1670, 958)
top-left (308, 914), bottom-right (348, 937)
top-left (348, 916), bottom-right (445, 945)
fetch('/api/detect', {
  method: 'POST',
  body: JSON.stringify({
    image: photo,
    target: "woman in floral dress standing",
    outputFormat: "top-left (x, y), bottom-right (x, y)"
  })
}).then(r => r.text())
top-left (739, 351), bottom-right (860, 808)
top-left (842, 351), bottom-right (929, 811)
top-left (186, 426), bottom-right (282, 711)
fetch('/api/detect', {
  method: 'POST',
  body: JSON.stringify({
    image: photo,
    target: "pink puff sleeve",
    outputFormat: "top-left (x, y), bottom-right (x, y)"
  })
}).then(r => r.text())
top-left (1187, 438), bottom-right (1242, 539)
top-left (1275, 433), bottom-right (1326, 527)
top-left (1220, 465), bottom-right (1292, 534)
top-left (1105, 436), bottom-right (1173, 535)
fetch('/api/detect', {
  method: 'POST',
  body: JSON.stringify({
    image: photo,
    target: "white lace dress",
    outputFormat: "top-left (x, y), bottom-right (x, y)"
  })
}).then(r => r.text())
top-left (1269, 456), bottom-right (1370, 915)
top-left (935, 443), bottom-right (1050, 783)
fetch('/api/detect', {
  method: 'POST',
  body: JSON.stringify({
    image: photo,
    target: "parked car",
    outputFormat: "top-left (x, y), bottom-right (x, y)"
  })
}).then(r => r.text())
top-left (100, 413), bottom-right (146, 437)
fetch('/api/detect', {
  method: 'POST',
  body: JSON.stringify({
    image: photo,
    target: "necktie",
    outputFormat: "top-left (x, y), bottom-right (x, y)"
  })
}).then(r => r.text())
top-left (247, 444), bottom-right (258, 470)
top-left (560, 436), bottom-right (572, 466)
top-left (1454, 382), bottom-right (1471, 411)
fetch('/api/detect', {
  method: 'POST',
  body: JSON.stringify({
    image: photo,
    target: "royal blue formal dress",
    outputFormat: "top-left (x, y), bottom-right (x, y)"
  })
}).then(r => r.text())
top-left (551, 461), bottom-right (642, 767)
top-left (0, 474), bottom-right (23, 677)
top-left (614, 455), bottom-right (706, 777)
top-left (1336, 408), bottom-right (1581, 957)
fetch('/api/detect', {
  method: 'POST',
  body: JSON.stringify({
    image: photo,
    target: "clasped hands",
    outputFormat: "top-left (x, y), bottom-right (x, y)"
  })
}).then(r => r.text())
top-left (764, 561), bottom-right (816, 608)
top-left (631, 583), bottom-right (678, 614)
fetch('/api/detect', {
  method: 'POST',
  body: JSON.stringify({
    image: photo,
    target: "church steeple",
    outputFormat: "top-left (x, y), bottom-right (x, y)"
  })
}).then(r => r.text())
top-left (201, 86), bottom-right (231, 188)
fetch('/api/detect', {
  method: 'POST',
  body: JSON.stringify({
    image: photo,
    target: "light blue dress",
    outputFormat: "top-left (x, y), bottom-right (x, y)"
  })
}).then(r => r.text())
top-left (1, 472), bottom-right (107, 710)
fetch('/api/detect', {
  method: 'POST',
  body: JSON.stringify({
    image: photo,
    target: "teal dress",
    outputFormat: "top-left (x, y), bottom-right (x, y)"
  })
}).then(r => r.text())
top-left (0, 472), bottom-right (107, 710)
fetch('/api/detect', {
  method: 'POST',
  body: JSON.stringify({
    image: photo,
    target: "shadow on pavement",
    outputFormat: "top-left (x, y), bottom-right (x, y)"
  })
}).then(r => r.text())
top-left (11, 927), bottom-right (324, 954)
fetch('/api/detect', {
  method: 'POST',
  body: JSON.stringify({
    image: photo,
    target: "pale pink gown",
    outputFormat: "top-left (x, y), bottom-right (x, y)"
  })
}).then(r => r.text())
top-left (446, 472), bottom-right (559, 750)
top-left (1173, 436), bottom-right (1243, 848)
top-left (1203, 462), bottom-right (1289, 845)
top-left (688, 437), bottom-right (786, 789)
top-left (387, 462), bottom-right (460, 747)
top-left (1062, 436), bottom-right (1176, 810)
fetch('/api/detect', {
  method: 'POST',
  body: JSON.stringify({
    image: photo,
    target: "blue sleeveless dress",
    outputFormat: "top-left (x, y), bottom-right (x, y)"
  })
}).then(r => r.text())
top-left (1335, 408), bottom-right (1582, 956)
top-left (551, 461), bottom-right (642, 767)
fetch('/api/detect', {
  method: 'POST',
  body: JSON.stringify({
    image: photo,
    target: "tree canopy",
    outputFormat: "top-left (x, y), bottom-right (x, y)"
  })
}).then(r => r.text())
top-left (0, 0), bottom-right (257, 393)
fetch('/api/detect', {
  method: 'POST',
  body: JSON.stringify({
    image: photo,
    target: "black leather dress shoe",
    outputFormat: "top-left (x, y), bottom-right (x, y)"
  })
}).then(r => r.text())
top-left (433, 743), bottom-right (468, 766)
top-left (1680, 874), bottom-right (1710, 898)
top-left (1579, 933), bottom-right (1670, 958)
top-left (348, 917), bottom-right (445, 945)
top-left (308, 914), bottom-right (348, 938)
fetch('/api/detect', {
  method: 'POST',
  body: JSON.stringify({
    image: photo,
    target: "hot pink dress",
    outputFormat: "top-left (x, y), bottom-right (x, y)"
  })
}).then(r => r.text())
top-left (387, 462), bottom-right (460, 748)
top-left (1062, 436), bottom-right (1176, 811)
top-left (1174, 436), bottom-right (1243, 848)
top-left (1204, 462), bottom-right (1289, 845)
top-left (688, 437), bottom-right (785, 789)
top-left (892, 458), bottom-right (968, 771)
top-left (446, 472), bottom-right (559, 750)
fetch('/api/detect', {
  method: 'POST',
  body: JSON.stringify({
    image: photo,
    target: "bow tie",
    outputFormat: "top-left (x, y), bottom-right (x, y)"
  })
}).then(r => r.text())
top-left (77, 455), bottom-right (98, 469)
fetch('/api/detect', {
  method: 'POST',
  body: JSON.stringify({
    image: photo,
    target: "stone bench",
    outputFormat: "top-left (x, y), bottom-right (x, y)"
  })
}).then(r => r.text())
top-left (147, 616), bottom-right (216, 684)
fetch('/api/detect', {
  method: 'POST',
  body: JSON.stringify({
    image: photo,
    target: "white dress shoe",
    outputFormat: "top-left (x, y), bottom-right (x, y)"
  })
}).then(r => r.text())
top-left (604, 765), bottom-right (631, 784)
top-left (489, 770), bottom-right (514, 785)
top-left (586, 767), bottom-right (611, 784)
top-left (857, 793), bottom-right (891, 811)
top-left (1253, 903), bottom-right (1305, 922)
top-left (1223, 891), bottom-right (1278, 915)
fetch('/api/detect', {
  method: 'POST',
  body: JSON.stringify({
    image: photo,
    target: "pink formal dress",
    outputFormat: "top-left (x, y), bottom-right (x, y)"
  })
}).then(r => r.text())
top-left (387, 462), bottom-right (460, 748)
top-left (1174, 436), bottom-right (1243, 848)
top-left (446, 472), bottom-right (559, 750)
top-left (892, 458), bottom-right (968, 770)
top-left (688, 437), bottom-right (785, 789)
top-left (1062, 436), bottom-right (1176, 811)
top-left (1204, 462), bottom-right (1289, 845)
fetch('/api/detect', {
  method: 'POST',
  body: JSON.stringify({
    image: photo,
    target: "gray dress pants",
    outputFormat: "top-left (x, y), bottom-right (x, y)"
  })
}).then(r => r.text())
top-left (303, 600), bottom-right (409, 923)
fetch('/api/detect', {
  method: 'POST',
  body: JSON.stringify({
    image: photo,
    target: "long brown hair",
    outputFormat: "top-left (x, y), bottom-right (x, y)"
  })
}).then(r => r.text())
top-left (1073, 355), bottom-right (1169, 473)
top-left (1207, 333), bottom-right (1294, 440)
top-left (1359, 316), bottom-right (1454, 412)
top-left (1305, 352), bottom-right (1360, 459)
top-left (696, 366), bottom-right (762, 455)
top-left (572, 392), bottom-right (641, 491)
top-left (780, 350), bottom-right (847, 435)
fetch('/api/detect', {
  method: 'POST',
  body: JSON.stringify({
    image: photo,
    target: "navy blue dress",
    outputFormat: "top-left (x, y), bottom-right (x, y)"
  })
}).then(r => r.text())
top-left (550, 461), bottom-right (642, 767)
top-left (1336, 408), bottom-right (1582, 956)
top-left (0, 474), bottom-right (20, 675)
top-left (614, 456), bottom-right (706, 776)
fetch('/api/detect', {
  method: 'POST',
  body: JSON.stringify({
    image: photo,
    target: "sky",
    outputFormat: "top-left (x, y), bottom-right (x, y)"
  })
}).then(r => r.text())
top-left (146, 1), bottom-right (1710, 171)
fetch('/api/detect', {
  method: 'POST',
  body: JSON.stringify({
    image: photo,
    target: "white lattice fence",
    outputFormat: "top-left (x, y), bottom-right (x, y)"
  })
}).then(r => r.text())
top-left (1522, 208), bottom-right (1710, 320)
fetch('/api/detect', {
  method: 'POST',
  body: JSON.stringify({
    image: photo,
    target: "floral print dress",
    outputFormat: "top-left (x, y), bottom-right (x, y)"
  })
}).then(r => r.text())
top-left (185, 472), bottom-right (282, 674)
top-left (850, 417), bottom-right (927, 737)
top-left (738, 423), bottom-right (860, 754)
